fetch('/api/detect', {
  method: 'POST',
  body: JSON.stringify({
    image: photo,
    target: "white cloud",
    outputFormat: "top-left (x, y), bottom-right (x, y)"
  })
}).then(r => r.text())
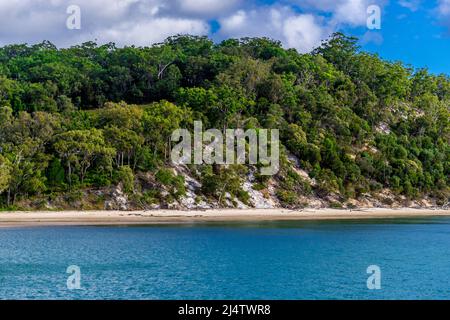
top-left (436, 0), bottom-right (450, 33)
top-left (0, 0), bottom-right (210, 47)
top-left (283, 15), bottom-right (328, 52)
top-left (289, 0), bottom-right (341, 11)
top-left (85, 18), bottom-right (209, 47)
top-left (220, 10), bottom-right (247, 31)
top-left (218, 6), bottom-right (329, 53)
top-left (289, 0), bottom-right (386, 26)
top-left (398, 0), bottom-right (421, 12)
top-left (176, 0), bottom-right (241, 17)
top-left (332, 0), bottom-right (370, 26)
top-left (438, 0), bottom-right (450, 15)
top-left (0, 0), bottom-right (389, 49)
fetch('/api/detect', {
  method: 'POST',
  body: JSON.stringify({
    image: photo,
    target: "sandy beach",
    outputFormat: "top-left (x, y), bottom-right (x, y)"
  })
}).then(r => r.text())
top-left (0, 208), bottom-right (449, 227)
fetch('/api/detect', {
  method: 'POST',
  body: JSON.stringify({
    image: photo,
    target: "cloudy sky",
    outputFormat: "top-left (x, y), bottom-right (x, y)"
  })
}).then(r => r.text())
top-left (0, 0), bottom-right (449, 73)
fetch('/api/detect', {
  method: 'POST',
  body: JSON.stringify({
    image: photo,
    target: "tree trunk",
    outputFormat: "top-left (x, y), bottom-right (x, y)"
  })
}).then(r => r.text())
top-left (68, 161), bottom-right (72, 188)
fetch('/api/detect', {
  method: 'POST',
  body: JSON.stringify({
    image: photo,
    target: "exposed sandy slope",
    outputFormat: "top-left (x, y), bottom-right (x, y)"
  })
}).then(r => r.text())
top-left (0, 208), bottom-right (449, 227)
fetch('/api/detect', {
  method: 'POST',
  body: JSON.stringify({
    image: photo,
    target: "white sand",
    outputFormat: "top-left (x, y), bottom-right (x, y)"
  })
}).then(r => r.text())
top-left (0, 208), bottom-right (449, 227)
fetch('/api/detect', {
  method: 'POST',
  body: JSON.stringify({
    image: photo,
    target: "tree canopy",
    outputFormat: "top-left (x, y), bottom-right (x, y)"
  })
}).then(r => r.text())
top-left (0, 33), bottom-right (448, 209)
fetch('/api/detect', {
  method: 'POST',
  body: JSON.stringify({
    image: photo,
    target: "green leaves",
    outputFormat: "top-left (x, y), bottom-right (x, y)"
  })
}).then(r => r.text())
top-left (142, 100), bottom-right (192, 160)
top-left (0, 33), bottom-right (448, 207)
top-left (54, 129), bottom-right (115, 186)
top-left (0, 155), bottom-right (11, 194)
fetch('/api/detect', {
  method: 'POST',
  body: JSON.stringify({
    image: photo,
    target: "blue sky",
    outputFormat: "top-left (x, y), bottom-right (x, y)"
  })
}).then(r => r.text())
top-left (0, 0), bottom-right (448, 74)
top-left (344, 1), bottom-right (450, 74)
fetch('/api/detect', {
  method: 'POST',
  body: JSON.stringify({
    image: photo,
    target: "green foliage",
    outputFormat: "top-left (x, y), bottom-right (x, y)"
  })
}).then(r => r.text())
top-left (139, 189), bottom-right (160, 206)
top-left (117, 166), bottom-right (135, 194)
top-left (46, 158), bottom-right (66, 189)
top-left (0, 34), bottom-right (448, 208)
top-left (53, 129), bottom-right (115, 186)
top-left (0, 155), bottom-right (12, 194)
top-left (155, 168), bottom-right (186, 198)
top-left (329, 201), bottom-right (344, 209)
top-left (276, 189), bottom-right (299, 207)
top-left (143, 100), bottom-right (192, 160)
top-left (201, 165), bottom-right (249, 204)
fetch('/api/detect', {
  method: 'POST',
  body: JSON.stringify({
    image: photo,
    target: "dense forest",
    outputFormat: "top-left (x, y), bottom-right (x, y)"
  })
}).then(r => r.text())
top-left (0, 33), bottom-right (448, 210)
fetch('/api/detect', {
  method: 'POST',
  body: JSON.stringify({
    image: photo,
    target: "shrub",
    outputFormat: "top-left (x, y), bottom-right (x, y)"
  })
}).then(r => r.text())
top-left (329, 201), bottom-right (343, 209)
top-left (118, 166), bottom-right (135, 194)
top-left (276, 190), bottom-right (298, 207)
top-left (155, 168), bottom-right (186, 198)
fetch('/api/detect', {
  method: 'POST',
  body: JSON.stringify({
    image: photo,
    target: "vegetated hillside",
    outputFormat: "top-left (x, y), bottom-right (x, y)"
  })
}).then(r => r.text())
top-left (0, 33), bottom-right (448, 210)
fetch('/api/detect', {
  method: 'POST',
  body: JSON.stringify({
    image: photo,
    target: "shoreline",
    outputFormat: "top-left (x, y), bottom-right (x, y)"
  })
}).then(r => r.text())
top-left (0, 208), bottom-right (449, 228)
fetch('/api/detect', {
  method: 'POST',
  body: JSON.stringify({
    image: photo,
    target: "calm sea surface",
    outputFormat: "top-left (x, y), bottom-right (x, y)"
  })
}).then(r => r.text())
top-left (1, 217), bottom-right (450, 299)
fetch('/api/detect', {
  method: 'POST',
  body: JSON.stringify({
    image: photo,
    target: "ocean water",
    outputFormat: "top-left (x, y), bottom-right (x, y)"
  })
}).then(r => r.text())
top-left (1, 217), bottom-right (450, 300)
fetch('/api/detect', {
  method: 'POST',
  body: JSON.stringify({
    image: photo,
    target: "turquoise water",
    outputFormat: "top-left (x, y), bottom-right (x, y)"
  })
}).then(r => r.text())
top-left (1, 217), bottom-right (450, 299)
